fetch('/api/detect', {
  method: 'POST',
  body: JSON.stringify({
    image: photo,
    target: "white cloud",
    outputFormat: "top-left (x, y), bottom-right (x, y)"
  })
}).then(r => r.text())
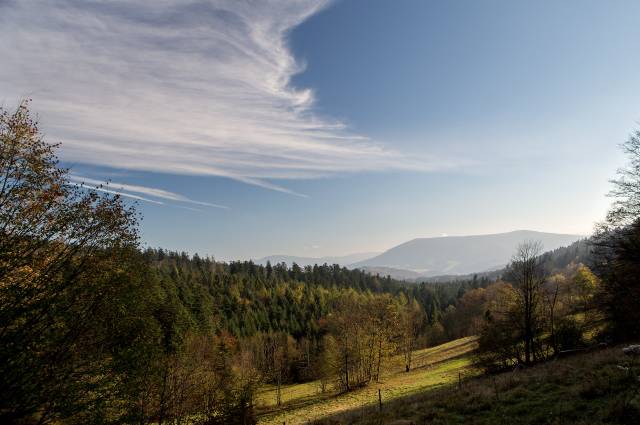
top-left (84, 185), bottom-right (165, 205)
top-left (69, 175), bottom-right (228, 209)
top-left (0, 0), bottom-right (452, 195)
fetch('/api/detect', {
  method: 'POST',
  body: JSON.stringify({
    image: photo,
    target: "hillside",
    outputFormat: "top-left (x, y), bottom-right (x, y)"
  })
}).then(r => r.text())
top-left (354, 230), bottom-right (582, 278)
top-left (256, 337), bottom-right (479, 424)
top-left (317, 345), bottom-right (640, 425)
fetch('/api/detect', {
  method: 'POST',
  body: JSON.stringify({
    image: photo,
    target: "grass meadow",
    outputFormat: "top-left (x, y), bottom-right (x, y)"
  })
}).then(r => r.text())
top-left (256, 337), bottom-right (479, 424)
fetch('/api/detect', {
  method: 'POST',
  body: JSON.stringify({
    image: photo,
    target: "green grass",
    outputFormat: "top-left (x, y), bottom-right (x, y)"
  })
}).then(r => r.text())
top-left (255, 336), bottom-right (479, 424)
top-left (316, 344), bottom-right (640, 425)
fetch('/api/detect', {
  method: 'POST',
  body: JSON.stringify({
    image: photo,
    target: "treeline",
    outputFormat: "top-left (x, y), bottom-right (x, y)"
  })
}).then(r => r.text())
top-left (143, 248), bottom-right (490, 341)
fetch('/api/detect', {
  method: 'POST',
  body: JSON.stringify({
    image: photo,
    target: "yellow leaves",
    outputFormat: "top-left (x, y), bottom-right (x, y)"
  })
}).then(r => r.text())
top-left (572, 264), bottom-right (599, 292)
top-left (0, 264), bottom-right (35, 288)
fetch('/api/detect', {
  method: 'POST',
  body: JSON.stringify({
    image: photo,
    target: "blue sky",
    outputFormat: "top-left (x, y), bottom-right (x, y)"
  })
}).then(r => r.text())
top-left (2, 0), bottom-right (639, 259)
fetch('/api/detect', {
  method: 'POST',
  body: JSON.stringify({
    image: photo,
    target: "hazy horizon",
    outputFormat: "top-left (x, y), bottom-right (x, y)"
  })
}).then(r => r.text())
top-left (245, 229), bottom-right (585, 263)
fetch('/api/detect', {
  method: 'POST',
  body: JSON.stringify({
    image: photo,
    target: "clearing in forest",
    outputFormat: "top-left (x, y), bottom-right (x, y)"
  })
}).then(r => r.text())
top-left (256, 336), bottom-right (479, 424)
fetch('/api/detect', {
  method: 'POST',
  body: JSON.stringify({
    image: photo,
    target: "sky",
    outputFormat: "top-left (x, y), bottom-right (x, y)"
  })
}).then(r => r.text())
top-left (1, 0), bottom-right (640, 260)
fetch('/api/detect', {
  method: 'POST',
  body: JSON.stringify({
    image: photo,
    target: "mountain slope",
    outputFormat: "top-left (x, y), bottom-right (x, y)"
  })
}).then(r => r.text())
top-left (354, 230), bottom-right (582, 277)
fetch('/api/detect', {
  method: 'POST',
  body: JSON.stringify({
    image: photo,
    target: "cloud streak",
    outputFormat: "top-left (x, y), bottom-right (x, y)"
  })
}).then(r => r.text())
top-left (69, 175), bottom-right (228, 209)
top-left (0, 0), bottom-right (452, 194)
top-left (83, 185), bottom-right (165, 206)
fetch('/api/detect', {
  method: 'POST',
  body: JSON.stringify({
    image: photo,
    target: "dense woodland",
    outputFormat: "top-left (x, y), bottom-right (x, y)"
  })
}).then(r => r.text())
top-left (1, 103), bottom-right (639, 424)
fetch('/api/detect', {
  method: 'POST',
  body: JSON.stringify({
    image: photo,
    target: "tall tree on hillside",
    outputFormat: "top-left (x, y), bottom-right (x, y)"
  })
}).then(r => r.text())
top-left (263, 332), bottom-right (295, 406)
top-left (603, 129), bottom-right (640, 227)
top-left (506, 241), bottom-right (546, 365)
top-left (593, 129), bottom-right (640, 340)
top-left (542, 273), bottom-right (564, 355)
top-left (477, 243), bottom-right (547, 370)
top-left (0, 102), bottom-right (155, 423)
top-left (370, 294), bottom-right (399, 381)
top-left (325, 294), bottom-right (388, 391)
top-left (400, 298), bottom-right (425, 372)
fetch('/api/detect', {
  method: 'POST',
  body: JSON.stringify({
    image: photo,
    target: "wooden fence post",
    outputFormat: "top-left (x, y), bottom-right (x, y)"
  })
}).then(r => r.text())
top-left (378, 389), bottom-right (382, 411)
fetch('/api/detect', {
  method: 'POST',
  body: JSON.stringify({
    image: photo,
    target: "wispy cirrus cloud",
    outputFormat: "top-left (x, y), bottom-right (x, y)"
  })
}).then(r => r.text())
top-left (69, 175), bottom-right (228, 209)
top-left (0, 0), bottom-right (452, 196)
top-left (82, 185), bottom-right (165, 206)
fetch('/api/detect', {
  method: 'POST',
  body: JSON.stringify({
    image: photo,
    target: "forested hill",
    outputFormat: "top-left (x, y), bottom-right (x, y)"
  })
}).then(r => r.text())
top-left (142, 249), bottom-right (491, 339)
top-left (538, 238), bottom-right (592, 272)
top-left (140, 238), bottom-right (592, 340)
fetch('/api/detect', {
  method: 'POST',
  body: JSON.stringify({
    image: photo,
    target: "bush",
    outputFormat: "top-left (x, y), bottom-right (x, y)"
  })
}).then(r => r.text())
top-left (556, 318), bottom-right (585, 351)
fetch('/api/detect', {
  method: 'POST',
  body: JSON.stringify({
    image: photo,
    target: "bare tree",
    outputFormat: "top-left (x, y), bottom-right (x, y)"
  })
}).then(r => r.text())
top-left (325, 294), bottom-right (398, 391)
top-left (592, 128), bottom-right (640, 341)
top-left (264, 333), bottom-right (292, 407)
top-left (401, 299), bottom-right (425, 372)
top-left (542, 274), bottom-right (563, 356)
top-left (603, 129), bottom-right (640, 227)
top-left (369, 295), bottom-right (398, 382)
top-left (506, 241), bottom-right (546, 365)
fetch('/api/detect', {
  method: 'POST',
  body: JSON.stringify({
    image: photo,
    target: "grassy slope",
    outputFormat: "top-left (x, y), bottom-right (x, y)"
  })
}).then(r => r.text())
top-left (256, 337), bottom-right (479, 425)
top-left (317, 345), bottom-right (640, 425)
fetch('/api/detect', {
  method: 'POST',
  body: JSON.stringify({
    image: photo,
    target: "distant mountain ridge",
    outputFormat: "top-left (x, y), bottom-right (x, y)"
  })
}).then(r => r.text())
top-left (353, 230), bottom-right (582, 279)
top-left (353, 266), bottom-right (424, 281)
top-left (254, 252), bottom-right (379, 268)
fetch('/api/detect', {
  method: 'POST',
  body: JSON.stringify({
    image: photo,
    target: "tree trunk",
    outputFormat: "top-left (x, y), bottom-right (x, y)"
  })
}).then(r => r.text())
top-left (158, 366), bottom-right (168, 425)
top-left (344, 351), bottom-right (350, 391)
top-left (405, 342), bottom-right (412, 372)
top-left (276, 372), bottom-right (282, 407)
top-left (375, 338), bottom-right (383, 382)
